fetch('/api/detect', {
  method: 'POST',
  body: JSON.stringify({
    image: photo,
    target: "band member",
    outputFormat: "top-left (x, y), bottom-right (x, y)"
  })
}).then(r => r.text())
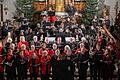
top-left (16, 44), bottom-right (29, 80)
top-left (76, 42), bottom-right (89, 80)
top-left (29, 45), bottom-right (40, 80)
top-left (101, 48), bottom-right (113, 80)
top-left (5, 43), bottom-right (16, 80)
top-left (0, 42), bottom-right (6, 80)
top-left (40, 50), bottom-right (51, 80)
top-left (64, 45), bottom-right (75, 80)
top-left (51, 49), bottom-right (61, 80)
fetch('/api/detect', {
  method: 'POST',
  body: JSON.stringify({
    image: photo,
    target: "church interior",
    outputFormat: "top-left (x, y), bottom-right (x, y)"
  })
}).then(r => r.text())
top-left (0, 0), bottom-right (120, 80)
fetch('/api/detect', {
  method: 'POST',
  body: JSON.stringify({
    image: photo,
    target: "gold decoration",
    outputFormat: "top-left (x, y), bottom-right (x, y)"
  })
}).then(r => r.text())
top-left (103, 5), bottom-right (109, 17)
top-left (55, 0), bottom-right (65, 12)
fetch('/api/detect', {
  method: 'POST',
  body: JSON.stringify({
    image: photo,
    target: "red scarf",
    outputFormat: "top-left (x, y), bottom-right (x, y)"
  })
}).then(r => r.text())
top-left (0, 47), bottom-right (2, 55)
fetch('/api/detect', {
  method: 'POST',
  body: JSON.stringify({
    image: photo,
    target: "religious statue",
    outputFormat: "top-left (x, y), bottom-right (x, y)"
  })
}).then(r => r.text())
top-left (103, 5), bottom-right (109, 17)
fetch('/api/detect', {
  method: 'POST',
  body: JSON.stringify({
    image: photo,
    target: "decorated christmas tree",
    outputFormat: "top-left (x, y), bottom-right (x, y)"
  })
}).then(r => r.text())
top-left (83, 0), bottom-right (99, 25)
top-left (16, 0), bottom-right (36, 19)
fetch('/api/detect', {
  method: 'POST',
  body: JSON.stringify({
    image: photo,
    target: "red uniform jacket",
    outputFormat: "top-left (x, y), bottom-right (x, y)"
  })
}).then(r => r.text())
top-left (29, 50), bottom-right (40, 74)
top-left (49, 49), bottom-right (55, 56)
top-left (39, 48), bottom-right (49, 56)
top-left (7, 52), bottom-right (13, 62)
top-left (18, 41), bottom-right (29, 50)
top-left (40, 55), bottom-right (51, 75)
top-left (0, 47), bottom-right (4, 72)
top-left (24, 49), bottom-right (29, 57)
top-left (19, 49), bottom-right (29, 64)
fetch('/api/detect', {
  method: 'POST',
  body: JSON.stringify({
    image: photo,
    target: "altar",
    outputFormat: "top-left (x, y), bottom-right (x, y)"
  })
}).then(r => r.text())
top-left (33, 0), bottom-right (86, 13)
top-left (32, 0), bottom-right (86, 21)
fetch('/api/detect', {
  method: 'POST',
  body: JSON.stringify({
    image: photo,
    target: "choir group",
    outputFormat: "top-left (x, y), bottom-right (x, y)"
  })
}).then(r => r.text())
top-left (0, 6), bottom-right (119, 80)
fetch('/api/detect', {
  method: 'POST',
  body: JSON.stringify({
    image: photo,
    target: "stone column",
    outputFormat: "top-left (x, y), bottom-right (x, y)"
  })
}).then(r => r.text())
top-left (55, 0), bottom-right (65, 12)
top-left (0, 3), bottom-right (3, 22)
top-left (0, 4), bottom-right (1, 22)
top-left (49, 0), bottom-right (55, 5)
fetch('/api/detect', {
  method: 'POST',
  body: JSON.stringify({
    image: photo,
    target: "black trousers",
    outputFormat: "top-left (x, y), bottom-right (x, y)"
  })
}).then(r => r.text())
top-left (41, 74), bottom-right (49, 80)
top-left (30, 73), bottom-right (37, 80)
top-left (52, 70), bottom-right (61, 80)
top-left (30, 67), bottom-right (38, 80)
top-left (78, 63), bottom-right (88, 80)
top-left (6, 66), bottom-right (16, 80)
top-left (0, 72), bottom-right (4, 80)
top-left (90, 63), bottom-right (98, 80)
top-left (17, 65), bottom-right (27, 80)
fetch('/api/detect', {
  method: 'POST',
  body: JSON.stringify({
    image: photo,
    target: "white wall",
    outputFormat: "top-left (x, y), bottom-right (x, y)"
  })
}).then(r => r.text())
top-left (104, 0), bottom-right (120, 25)
top-left (3, 0), bottom-right (16, 21)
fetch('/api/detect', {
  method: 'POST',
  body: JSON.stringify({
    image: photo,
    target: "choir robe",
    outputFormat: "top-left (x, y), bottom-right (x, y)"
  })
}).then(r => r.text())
top-left (29, 50), bottom-right (40, 80)
top-left (40, 55), bottom-right (51, 80)
top-left (0, 47), bottom-right (5, 79)
top-left (101, 54), bottom-right (113, 80)
top-left (5, 52), bottom-right (16, 80)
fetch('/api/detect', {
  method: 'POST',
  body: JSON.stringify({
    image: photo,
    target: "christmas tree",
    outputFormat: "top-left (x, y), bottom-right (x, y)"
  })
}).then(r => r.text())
top-left (83, 0), bottom-right (99, 25)
top-left (16, 0), bottom-right (36, 19)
